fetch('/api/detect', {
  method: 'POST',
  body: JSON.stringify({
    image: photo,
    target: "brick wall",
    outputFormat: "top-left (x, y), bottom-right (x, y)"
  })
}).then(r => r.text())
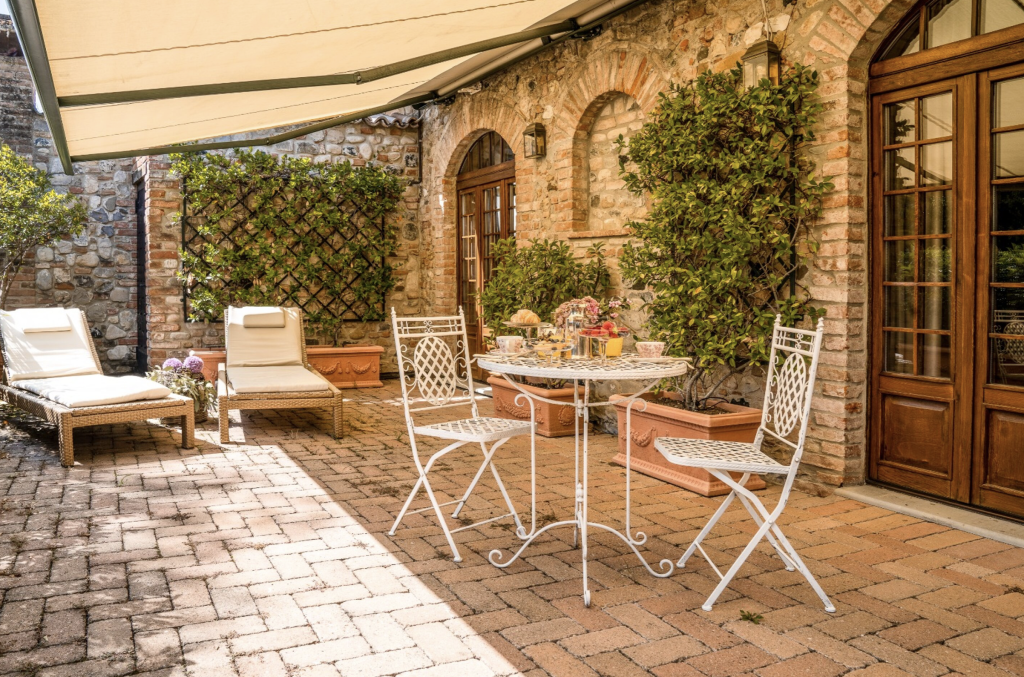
top-left (0, 47), bottom-right (139, 375)
top-left (416, 0), bottom-right (916, 491)
top-left (139, 118), bottom-right (423, 374)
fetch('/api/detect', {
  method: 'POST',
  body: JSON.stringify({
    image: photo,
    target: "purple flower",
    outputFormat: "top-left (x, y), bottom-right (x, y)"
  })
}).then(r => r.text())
top-left (182, 356), bottom-right (204, 374)
top-left (162, 358), bottom-right (183, 370)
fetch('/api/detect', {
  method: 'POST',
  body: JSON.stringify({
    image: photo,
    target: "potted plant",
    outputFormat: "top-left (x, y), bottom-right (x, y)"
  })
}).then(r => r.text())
top-left (480, 239), bottom-right (609, 437)
top-left (147, 356), bottom-right (215, 423)
top-left (610, 66), bottom-right (831, 496)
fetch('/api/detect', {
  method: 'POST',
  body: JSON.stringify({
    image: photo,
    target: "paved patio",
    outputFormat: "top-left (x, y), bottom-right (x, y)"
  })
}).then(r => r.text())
top-left (2, 381), bottom-right (1024, 677)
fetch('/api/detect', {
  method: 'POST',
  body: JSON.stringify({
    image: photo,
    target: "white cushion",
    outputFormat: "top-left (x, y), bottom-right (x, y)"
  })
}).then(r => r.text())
top-left (226, 306), bottom-right (303, 367)
top-left (0, 309), bottom-right (101, 381)
top-left (15, 308), bottom-right (73, 333)
top-left (239, 306), bottom-right (286, 328)
top-left (14, 374), bottom-right (172, 408)
top-left (226, 366), bottom-right (330, 394)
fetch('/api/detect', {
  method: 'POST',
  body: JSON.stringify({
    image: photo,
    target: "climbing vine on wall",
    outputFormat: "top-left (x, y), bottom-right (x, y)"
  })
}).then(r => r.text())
top-left (173, 150), bottom-right (404, 333)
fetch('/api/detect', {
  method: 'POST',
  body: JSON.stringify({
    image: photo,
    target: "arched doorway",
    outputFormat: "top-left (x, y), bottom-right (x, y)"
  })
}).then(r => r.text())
top-left (456, 131), bottom-right (516, 356)
top-left (869, 1), bottom-right (1024, 516)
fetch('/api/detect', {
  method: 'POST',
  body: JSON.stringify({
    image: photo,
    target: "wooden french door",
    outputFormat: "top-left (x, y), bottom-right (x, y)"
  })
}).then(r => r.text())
top-left (871, 46), bottom-right (1024, 517)
top-left (457, 165), bottom-right (516, 357)
top-left (973, 65), bottom-right (1024, 516)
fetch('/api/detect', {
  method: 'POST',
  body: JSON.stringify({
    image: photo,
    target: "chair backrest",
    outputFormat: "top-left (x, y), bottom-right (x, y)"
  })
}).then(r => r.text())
top-left (755, 315), bottom-right (825, 473)
top-left (0, 308), bottom-right (102, 382)
top-left (224, 306), bottom-right (306, 368)
top-left (391, 308), bottom-right (479, 420)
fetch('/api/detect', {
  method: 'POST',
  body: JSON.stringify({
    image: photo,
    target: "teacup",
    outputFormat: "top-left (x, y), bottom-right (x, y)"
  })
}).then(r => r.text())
top-left (636, 341), bottom-right (665, 358)
top-left (496, 336), bottom-right (524, 353)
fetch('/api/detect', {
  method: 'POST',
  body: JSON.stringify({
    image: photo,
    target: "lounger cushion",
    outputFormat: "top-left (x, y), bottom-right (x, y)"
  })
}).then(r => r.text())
top-left (16, 308), bottom-right (73, 333)
top-left (226, 306), bottom-right (303, 367)
top-left (0, 309), bottom-right (101, 381)
top-left (240, 307), bottom-right (286, 328)
top-left (14, 374), bottom-right (172, 408)
top-left (226, 366), bottom-right (330, 394)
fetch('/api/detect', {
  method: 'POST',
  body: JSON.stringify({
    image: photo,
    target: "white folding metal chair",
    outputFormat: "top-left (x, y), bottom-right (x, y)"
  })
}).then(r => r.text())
top-left (389, 308), bottom-right (533, 562)
top-left (654, 316), bottom-right (835, 613)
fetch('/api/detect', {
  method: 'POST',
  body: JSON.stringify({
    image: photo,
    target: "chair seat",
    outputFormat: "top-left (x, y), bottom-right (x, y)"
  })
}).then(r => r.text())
top-left (654, 438), bottom-right (788, 474)
top-left (414, 416), bottom-right (533, 442)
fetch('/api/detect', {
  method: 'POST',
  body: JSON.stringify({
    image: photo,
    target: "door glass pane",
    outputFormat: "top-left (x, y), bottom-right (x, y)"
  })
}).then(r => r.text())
top-left (981, 0), bottom-right (1024, 34)
top-left (994, 130), bottom-right (1024, 178)
top-left (884, 100), bottom-right (916, 144)
top-left (885, 331), bottom-right (915, 373)
top-left (919, 286), bottom-right (951, 329)
top-left (994, 185), bottom-right (1024, 231)
top-left (993, 235), bottom-right (1024, 282)
top-left (991, 290), bottom-right (1024, 384)
top-left (926, 0), bottom-right (972, 48)
top-left (994, 77), bottom-right (1024, 128)
top-left (885, 241), bottom-right (916, 281)
top-left (924, 190), bottom-right (952, 234)
top-left (885, 147), bottom-right (916, 190)
top-left (921, 238), bottom-right (952, 281)
top-left (885, 194), bottom-right (916, 235)
top-left (921, 142), bottom-right (953, 185)
top-left (919, 334), bottom-right (951, 378)
top-left (881, 21), bottom-right (921, 60)
top-left (921, 93), bottom-right (953, 139)
top-left (885, 286), bottom-right (916, 327)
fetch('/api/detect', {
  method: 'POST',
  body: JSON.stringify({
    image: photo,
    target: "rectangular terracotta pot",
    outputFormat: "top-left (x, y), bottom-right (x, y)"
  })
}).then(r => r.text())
top-left (487, 376), bottom-right (582, 438)
top-left (610, 393), bottom-right (767, 497)
top-left (189, 345), bottom-right (384, 388)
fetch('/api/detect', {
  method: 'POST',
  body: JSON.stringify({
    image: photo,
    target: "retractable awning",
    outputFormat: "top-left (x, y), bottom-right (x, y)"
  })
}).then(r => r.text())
top-left (10, 0), bottom-right (648, 173)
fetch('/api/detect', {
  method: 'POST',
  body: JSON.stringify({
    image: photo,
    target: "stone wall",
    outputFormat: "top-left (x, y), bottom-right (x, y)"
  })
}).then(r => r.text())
top-left (417, 0), bottom-right (915, 491)
top-left (0, 49), bottom-right (140, 374)
top-left (139, 117), bottom-right (423, 375)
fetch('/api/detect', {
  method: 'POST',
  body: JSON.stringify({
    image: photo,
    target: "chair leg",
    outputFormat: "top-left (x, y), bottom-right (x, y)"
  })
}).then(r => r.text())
top-left (678, 489), bottom-right (736, 569)
top-left (702, 519), bottom-right (774, 611)
top-left (57, 414), bottom-right (74, 467)
top-left (390, 475), bottom-right (424, 536)
top-left (331, 395), bottom-right (343, 439)
top-left (452, 439), bottom-right (510, 519)
top-left (219, 401), bottom-right (230, 444)
top-left (766, 523), bottom-right (836, 613)
top-left (420, 473), bottom-right (462, 562)
top-left (181, 407), bottom-right (195, 450)
top-left (736, 492), bottom-right (794, 571)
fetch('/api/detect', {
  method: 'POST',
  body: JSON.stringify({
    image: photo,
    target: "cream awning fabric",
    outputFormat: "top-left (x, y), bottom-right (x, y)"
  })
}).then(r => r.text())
top-left (10, 0), bottom-right (646, 172)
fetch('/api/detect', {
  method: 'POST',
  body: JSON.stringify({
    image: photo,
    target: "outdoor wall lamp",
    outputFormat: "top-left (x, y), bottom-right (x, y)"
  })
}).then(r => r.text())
top-left (741, 39), bottom-right (781, 88)
top-left (523, 123), bottom-right (547, 159)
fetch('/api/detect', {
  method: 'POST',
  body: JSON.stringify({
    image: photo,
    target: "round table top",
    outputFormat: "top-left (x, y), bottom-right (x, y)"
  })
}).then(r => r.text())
top-left (476, 354), bottom-right (690, 381)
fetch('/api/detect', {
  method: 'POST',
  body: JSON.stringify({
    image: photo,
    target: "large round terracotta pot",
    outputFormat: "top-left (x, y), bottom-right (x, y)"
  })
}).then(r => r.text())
top-left (610, 392), bottom-right (767, 497)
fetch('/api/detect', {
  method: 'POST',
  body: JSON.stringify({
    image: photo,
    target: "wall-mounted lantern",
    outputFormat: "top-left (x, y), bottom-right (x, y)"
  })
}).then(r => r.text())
top-left (523, 123), bottom-right (546, 159)
top-left (741, 39), bottom-right (781, 89)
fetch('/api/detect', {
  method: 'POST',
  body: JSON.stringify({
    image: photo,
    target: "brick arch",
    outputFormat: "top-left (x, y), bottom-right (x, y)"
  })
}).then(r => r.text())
top-left (422, 95), bottom-right (528, 314)
top-left (548, 46), bottom-right (670, 233)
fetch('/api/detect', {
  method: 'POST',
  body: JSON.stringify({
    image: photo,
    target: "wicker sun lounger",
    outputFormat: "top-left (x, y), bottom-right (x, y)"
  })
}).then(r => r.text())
top-left (0, 308), bottom-right (194, 466)
top-left (218, 306), bottom-right (342, 443)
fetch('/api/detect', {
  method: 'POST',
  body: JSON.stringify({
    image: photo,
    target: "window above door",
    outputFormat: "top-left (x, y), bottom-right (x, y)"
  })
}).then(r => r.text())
top-left (880, 0), bottom-right (1024, 61)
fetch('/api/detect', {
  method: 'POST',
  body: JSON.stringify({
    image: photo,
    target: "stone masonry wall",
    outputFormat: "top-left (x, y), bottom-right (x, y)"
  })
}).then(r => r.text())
top-left (417, 0), bottom-right (917, 491)
top-left (139, 118), bottom-right (423, 375)
top-left (0, 49), bottom-right (139, 374)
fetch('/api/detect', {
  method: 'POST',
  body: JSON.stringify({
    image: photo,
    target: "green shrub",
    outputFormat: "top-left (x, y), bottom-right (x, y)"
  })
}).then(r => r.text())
top-left (479, 238), bottom-right (610, 328)
top-left (0, 144), bottom-right (87, 308)
top-left (618, 66), bottom-right (830, 410)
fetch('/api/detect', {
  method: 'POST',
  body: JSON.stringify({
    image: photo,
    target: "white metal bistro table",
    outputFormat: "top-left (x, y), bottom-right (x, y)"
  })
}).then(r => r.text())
top-left (476, 353), bottom-right (690, 606)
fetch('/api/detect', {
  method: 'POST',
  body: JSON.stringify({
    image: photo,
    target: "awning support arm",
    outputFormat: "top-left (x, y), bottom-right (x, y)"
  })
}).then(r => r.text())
top-left (9, 0), bottom-right (74, 173)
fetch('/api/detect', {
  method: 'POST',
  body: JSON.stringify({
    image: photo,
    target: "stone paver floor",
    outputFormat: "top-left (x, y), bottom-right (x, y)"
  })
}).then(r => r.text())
top-left (3, 381), bottom-right (1024, 677)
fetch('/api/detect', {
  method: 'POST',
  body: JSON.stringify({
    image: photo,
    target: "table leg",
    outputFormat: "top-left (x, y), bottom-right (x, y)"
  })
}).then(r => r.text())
top-left (580, 379), bottom-right (591, 607)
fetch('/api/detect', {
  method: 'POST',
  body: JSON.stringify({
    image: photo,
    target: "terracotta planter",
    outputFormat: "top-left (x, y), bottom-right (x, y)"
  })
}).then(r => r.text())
top-left (189, 345), bottom-right (384, 388)
top-left (610, 393), bottom-right (766, 497)
top-left (487, 376), bottom-right (583, 438)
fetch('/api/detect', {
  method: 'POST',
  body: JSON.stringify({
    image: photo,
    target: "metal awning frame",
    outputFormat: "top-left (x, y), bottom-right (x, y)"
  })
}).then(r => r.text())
top-left (10, 0), bottom-right (650, 173)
